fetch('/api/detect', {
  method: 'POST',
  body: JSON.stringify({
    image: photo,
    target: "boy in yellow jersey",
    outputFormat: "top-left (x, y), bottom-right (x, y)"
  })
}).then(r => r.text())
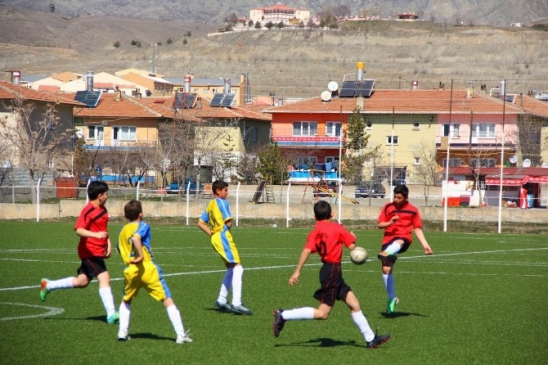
top-left (117, 200), bottom-right (192, 344)
top-left (198, 180), bottom-right (253, 315)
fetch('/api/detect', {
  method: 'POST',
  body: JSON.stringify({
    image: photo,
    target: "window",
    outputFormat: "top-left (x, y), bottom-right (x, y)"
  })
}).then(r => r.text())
top-left (293, 121), bottom-right (317, 136)
top-left (472, 123), bottom-right (495, 138)
top-left (113, 126), bottom-right (136, 141)
top-left (88, 126), bottom-right (104, 140)
top-left (244, 126), bottom-right (257, 142)
top-left (325, 156), bottom-right (339, 170)
top-left (414, 157), bottom-right (420, 165)
top-left (297, 157), bottom-right (318, 169)
top-left (386, 135), bottom-right (398, 145)
top-left (470, 158), bottom-right (496, 168)
top-left (443, 123), bottom-right (459, 138)
top-left (442, 158), bottom-right (461, 167)
top-left (412, 122), bottom-right (420, 130)
top-left (325, 122), bottom-right (341, 137)
top-left (365, 121), bottom-right (372, 130)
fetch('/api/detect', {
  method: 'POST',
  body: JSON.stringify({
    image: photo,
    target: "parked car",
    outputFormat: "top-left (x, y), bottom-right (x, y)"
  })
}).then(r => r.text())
top-left (166, 178), bottom-right (204, 194)
top-left (313, 180), bottom-right (341, 198)
top-left (354, 181), bottom-right (386, 198)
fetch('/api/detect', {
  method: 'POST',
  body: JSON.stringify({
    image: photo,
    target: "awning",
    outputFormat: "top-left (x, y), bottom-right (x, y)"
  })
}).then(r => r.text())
top-left (485, 175), bottom-right (548, 186)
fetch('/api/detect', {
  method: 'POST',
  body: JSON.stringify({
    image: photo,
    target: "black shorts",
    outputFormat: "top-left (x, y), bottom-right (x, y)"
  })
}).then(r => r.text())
top-left (380, 237), bottom-right (411, 265)
top-left (77, 257), bottom-right (108, 281)
top-left (313, 263), bottom-right (351, 306)
top-left (382, 237), bottom-right (411, 254)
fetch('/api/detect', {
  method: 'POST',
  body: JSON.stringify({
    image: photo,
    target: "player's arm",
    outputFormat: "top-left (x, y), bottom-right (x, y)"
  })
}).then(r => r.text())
top-left (289, 248), bottom-right (311, 287)
top-left (104, 237), bottom-right (112, 258)
top-left (130, 234), bottom-right (144, 264)
top-left (197, 219), bottom-right (212, 236)
top-left (414, 227), bottom-right (432, 255)
top-left (76, 227), bottom-right (108, 239)
top-left (377, 215), bottom-right (399, 229)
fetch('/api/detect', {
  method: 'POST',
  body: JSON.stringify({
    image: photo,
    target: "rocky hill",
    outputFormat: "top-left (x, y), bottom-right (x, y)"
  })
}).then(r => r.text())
top-left (3, 0), bottom-right (548, 27)
top-left (1, 5), bottom-right (547, 98)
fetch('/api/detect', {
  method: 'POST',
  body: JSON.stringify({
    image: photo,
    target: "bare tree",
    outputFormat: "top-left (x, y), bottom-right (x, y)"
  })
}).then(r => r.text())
top-left (515, 113), bottom-right (544, 166)
top-left (413, 141), bottom-right (439, 206)
top-left (0, 98), bottom-right (73, 203)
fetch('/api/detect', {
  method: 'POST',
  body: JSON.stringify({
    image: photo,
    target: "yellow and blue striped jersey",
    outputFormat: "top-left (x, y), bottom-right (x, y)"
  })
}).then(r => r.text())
top-left (117, 221), bottom-right (154, 265)
top-left (199, 198), bottom-right (233, 234)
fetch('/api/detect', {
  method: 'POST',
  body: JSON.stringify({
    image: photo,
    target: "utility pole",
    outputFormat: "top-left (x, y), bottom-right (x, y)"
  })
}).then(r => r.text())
top-left (150, 43), bottom-right (156, 74)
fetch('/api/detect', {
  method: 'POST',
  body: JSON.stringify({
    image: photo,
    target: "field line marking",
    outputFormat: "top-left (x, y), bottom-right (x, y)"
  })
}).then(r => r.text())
top-left (0, 302), bottom-right (64, 321)
top-left (1, 247), bottom-right (547, 292)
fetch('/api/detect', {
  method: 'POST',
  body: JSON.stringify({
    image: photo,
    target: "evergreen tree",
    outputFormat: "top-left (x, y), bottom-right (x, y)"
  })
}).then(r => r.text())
top-left (257, 141), bottom-right (289, 184)
top-left (344, 106), bottom-right (371, 183)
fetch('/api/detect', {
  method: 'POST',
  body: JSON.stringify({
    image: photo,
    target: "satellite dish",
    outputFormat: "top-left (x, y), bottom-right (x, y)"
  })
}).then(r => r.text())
top-left (523, 159), bottom-right (531, 167)
top-left (320, 90), bottom-right (331, 102)
top-left (509, 155), bottom-right (517, 164)
top-left (328, 81), bottom-right (339, 92)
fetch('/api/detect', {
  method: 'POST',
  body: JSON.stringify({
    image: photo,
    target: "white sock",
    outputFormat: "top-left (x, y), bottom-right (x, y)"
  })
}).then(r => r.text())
top-left (387, 274), bottom-right (396, 299)
top-left (166, 304), bottom-right (186, 337)
top-left (231, 265), bottom-right (244, 306)
top-left (281, 307), bottom-right (314, 320)
top-left (99, 287), bottom-right (116, 316)
top-left (351, 310), bottom-right (376, 342)
top-left (384, 242), bottom-right (401, 255)
top-left (47, 277), bottom-right (74, 290)
top-left (118, 301), bottom-right (130, 336)
top-left (217, 268), bottom-right (233, 304)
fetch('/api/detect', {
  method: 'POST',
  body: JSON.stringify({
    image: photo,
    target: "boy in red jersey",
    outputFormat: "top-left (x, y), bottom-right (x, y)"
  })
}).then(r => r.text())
top-left (272, 200), bottom-right (390, 349)
top-left (377, 184), bottom-right (432, 314)
top-left (39, 181), bottom-right (119, 324)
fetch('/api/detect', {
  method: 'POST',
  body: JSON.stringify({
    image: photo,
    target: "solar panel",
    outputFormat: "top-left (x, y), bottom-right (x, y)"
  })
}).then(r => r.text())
top-left (356, 79), bottom-right (375, 97)
top-left (174, 93), bottom-right (197, 109)
top-left (74, 90), bottom-right (102, 107)
top-left (339, 81), bottom-right (357, 98)
top-left (210, 93), bottom-right (224, 107)
top-left (220, 94), bottom-right (236, 107)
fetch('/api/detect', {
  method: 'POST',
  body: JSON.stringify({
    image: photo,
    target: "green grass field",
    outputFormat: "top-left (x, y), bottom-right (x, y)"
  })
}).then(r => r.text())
top-left (0, 221), bottom-right (547, 365)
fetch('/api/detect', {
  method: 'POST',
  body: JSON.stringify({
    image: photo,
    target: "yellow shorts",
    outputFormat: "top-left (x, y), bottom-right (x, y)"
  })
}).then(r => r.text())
top-left (211, 230), bottom-right (240, 265)
top-left (122, 261), bottom-right (171, 302)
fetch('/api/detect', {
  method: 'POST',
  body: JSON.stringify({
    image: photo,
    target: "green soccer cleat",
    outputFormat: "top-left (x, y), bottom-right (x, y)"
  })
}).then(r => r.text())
top-left (230, 304), bottom-right (253, 315)
top-left (40, 278), bottom-right (50, 302)
top-left (386, 297), bottom-right (399, 314)
top-left (214, 301), bottom-right (231, 312)
top-left (107, 311), bottom-right (120, 324)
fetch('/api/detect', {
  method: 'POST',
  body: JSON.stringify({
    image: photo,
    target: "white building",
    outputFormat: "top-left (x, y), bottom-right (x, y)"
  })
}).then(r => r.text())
top-left (250, 3), bottom-right (310, 26)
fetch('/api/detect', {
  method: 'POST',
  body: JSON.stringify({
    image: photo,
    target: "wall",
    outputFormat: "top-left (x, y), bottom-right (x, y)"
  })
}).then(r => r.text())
top-left (1, 199), bottom-right (545, 223)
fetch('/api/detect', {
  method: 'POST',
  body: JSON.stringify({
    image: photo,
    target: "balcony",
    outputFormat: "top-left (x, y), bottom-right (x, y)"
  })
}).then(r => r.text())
top-left (273, 135), bottom-right (344, 149)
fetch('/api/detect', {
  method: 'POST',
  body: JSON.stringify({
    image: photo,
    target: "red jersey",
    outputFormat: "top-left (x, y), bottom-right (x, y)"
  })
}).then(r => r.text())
top-left (378, 201), bottom-right (422, 245)
top-left (74, 202), bottom-right (109, 259)
top-left (305, 220), bottom-right (355, 263)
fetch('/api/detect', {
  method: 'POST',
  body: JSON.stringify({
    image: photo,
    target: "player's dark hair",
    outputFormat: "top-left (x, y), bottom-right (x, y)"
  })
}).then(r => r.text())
top-left (212, 180), bottom-right (228, 194)
top-left (124, 200), bottom-right (142, 221)
top-left (393, 184), bottom-right (409, 198)
top-left (313, 200), bottom-right (331, 221)
top-left (87, 181), bottom-right (109, 200)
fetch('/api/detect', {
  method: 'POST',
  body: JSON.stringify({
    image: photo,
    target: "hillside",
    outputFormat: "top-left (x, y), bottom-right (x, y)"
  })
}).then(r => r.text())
top-left (3, 0), bottom-right (548, 27)
top-left (1, 6), bottom-right (547, 98)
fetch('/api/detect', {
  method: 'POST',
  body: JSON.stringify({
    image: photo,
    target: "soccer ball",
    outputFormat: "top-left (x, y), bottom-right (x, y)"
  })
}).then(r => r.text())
top-left (350, 247), bottom-right (368, 265)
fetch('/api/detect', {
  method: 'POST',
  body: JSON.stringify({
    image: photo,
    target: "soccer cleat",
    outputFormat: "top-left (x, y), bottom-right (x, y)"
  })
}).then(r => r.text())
top-left (367, 332), bottom-right (391, 349)
top-left (386, 297), bottom-right (399, 314)
top-left (214, 301), bottom-right (231, 312)
top-left (118, 331), bottom-right (130, 341)
top-left (176, 331), bottom-right (193, 344)
top-left (107, 311), bottom-right (120, 324)
top-left (40, 278), bottom-right (50, 302)
top-left (272, 309), bottom-right (286, 337)
top-left (230, 304), bottom-right (253, 315)
top-left (377, 252), bottom-right (397, 263)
